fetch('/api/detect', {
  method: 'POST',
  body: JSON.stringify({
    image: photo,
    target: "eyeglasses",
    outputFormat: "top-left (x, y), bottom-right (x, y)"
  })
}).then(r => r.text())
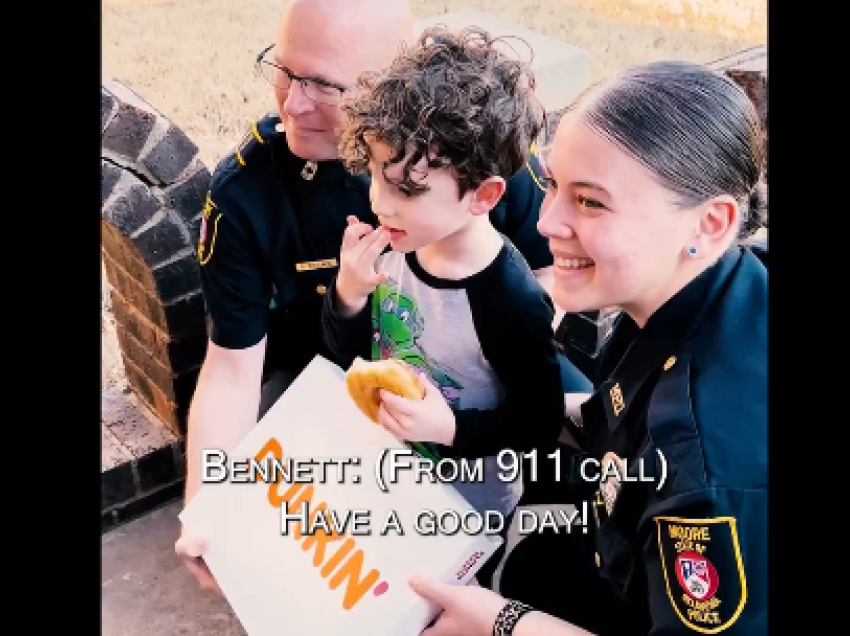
top-left (255, 44), bottom-right (347, 107)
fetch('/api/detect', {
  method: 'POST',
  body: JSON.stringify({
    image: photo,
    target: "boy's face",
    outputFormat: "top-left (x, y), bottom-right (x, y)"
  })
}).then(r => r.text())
top-left (366, 138), bottom-right (482, 253)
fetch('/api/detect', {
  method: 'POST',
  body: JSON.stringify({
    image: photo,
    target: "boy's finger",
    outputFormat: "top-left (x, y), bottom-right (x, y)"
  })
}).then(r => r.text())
top-left (351, 226), bottom-right (387, 261)
top-left (378, 405), bottom-right (407, 439)
top-left (360, 229), bottom-right (392, 264)
top-left (370, 271), bottom-right (389, 286)
top-left (341, 222), bottom-right (374, 251)
top-left (345, 223), bottom-right (378, 262)
top-left (380, 389), bottom-right (415, 416)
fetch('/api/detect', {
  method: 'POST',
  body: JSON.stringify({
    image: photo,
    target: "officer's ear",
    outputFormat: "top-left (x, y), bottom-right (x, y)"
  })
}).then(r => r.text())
top-left (467, 176), bottom-right (506, 216)
top-left (692, 194), bottom-right (740, 254)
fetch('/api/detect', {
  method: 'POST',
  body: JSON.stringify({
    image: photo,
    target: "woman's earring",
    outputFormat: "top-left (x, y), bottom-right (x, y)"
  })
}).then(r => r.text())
top-left (686, 246), bottom-right (698, 258)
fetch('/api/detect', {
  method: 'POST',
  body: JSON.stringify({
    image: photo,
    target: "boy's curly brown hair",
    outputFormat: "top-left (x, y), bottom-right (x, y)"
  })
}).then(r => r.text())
top-left (338, 26), bottom-right (545, 198)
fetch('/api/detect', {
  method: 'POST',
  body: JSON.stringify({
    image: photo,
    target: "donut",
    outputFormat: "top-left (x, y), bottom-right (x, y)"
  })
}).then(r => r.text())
top-left (345, 357), bottom-right (425, 423)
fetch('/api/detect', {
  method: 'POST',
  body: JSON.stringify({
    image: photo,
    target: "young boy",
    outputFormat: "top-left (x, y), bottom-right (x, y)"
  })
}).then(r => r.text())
top-left (321, 26), bottom-right (565, 518)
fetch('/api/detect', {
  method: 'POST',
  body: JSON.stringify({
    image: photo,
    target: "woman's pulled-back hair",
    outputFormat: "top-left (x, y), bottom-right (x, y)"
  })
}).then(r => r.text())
top-left (576, 61), bottom-right (767, 239)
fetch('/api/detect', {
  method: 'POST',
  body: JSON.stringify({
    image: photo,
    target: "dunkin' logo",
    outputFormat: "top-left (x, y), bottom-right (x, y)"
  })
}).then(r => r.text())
top-left (455, 551), bottom-right (486, 581)
top-left (254, 438), bottom-right (387, 611)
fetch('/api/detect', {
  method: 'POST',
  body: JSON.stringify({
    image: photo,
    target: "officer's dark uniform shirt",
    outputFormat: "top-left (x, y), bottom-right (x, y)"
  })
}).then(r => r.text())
top-left (564, 246), bottom-right (767, 635)
top-left (196, 114), bottom-right (553, 377)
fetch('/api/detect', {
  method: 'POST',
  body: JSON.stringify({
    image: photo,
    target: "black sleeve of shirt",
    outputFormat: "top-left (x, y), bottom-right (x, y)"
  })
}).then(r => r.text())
top-left (198, 190), bottom-right (270, 350)
top-left (490, 152), bottom-right (554, 272)
top-left (321, 275), bottom-right (372, 369)
top-left (446, 245), bottom-right (565, 458)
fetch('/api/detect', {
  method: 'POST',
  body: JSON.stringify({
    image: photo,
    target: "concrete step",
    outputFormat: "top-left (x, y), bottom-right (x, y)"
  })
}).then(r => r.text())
top-left (102, 500), bottom-right (245, 636)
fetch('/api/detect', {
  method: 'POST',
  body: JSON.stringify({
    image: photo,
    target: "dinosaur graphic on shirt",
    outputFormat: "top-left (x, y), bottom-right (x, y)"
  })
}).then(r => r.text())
top-left (371, 281), bottom-right (463, 408)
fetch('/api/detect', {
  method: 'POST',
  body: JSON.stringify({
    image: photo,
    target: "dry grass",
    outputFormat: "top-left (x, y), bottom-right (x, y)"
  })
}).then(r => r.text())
top-left (102, 0), bottom-right (766, 170)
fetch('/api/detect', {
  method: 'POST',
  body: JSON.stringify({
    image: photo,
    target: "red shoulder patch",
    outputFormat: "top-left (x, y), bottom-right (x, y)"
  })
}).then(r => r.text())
top-left (655, 516), bottom-right (747, 633)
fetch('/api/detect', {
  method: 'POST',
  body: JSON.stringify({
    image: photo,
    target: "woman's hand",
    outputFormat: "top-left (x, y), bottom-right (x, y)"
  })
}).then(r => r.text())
top-left (410, 576), bottom-right (595, 636)
top-left (378, 372), bottom-right (456, 446)
top-left (409, 575), bottom-right (507, 635)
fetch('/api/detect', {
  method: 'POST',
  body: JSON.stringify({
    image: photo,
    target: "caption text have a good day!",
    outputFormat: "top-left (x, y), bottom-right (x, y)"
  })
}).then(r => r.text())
top-left (200, 441), bottom-right (668, 537)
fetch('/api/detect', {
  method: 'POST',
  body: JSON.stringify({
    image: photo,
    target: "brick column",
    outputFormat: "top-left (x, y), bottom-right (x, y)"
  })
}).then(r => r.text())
top-left (101, 72), bottom-right (210, 435)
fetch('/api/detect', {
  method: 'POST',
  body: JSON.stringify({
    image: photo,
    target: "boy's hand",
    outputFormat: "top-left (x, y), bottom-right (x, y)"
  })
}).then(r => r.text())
top-left (336, 216), bottom-right (391, 316)
top-left (378, 372), bottom-right (456, 446)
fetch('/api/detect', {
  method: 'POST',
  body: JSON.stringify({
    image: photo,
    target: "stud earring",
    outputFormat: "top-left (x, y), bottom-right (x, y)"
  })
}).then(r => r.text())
top-left (686, 246), bottom-right (698, 257)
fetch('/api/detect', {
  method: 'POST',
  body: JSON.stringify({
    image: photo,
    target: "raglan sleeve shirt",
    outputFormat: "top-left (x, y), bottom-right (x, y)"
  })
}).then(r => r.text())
top-left (321, 243), bottom-right (566, 459)
top-left (447, 244), bottom-right (565, 458)
top-left (321, 275), bottom-right (373, 367)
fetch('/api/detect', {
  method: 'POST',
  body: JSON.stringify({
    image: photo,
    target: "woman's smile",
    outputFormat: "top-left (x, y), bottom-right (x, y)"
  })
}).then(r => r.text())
top-left (552, 250), bottom-right (595, 280)
top-left (554, 256), bottom-right (594, 270)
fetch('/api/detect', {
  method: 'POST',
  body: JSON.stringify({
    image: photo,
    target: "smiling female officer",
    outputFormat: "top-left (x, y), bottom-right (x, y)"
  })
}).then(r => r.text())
top-left (407, 60), bottom-right (767, 636)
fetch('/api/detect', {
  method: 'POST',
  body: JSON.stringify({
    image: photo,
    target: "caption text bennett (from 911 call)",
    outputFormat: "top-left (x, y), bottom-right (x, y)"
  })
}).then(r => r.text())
top-left (199, 445), bottom-right (667, 537)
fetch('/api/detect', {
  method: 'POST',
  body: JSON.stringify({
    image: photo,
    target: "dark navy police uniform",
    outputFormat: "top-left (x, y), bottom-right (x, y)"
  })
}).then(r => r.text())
top-left (196, 114), bottom-right (553, 404)
top-left (499, 246), bottom-right (767, 635)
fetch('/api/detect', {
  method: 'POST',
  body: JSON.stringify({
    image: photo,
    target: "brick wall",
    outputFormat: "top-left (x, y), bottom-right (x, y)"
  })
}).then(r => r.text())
top-left (101, 70), bottom-right (210, 436)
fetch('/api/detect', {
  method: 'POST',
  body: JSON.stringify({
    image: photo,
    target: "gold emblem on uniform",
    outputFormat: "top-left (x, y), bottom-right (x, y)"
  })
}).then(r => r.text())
top-left (609, 383), bottom-right (625, 416)
top-left (295, 258), bottom-right (338, 272)
top-left (301, 160), bottom-right (318, 180)
top-left (598, 452), bottom-right (626, 516)
top-left (316, 284), bottom-right (327, 295)
top-left (664, 356), bottom-right (677, 371)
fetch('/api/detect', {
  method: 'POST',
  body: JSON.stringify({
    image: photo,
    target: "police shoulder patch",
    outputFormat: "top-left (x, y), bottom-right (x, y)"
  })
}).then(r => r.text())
top-left (197, 192), bottom-right (223, 266)
top-left (223, 114), bottom-right (282, 171)
top-left (212, 115), bottom-right (284, 191)
top-left (525, 142), bottom-right (547, 194)
top-left (233, 118), bottom-right (268, 167)
top-left (655, 516), bottom-right (747, 634)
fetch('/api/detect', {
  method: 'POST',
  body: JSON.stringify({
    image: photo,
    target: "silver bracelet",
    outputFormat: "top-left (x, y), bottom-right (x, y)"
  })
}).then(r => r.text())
top-left (493, 599), bottom-right (534, 636)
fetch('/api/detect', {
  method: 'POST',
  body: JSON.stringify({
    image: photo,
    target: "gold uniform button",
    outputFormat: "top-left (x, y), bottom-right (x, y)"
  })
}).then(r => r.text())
top-left (316, 284), bottom-right (327, 295)
top-left (595, 552), bottom-right (601, 567)
top-left (663, 356), bottom-right (676, 371)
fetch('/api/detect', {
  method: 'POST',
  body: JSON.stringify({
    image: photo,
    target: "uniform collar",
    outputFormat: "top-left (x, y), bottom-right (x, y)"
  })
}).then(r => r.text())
top-left (594, 247), bottom-right (744, 432)
top-left (263, 117), bottom-right (370, 189)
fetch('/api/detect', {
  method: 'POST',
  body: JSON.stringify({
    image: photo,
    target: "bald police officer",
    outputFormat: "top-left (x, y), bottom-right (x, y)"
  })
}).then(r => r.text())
top-left (175, 0), bottom-right (557, 590)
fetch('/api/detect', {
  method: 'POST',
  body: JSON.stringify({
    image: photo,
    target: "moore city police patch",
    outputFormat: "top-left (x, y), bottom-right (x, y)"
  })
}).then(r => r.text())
top-left (655, 516), bottom-right (747, 633)
top-left (197, 193), bottom-right (223, 266)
